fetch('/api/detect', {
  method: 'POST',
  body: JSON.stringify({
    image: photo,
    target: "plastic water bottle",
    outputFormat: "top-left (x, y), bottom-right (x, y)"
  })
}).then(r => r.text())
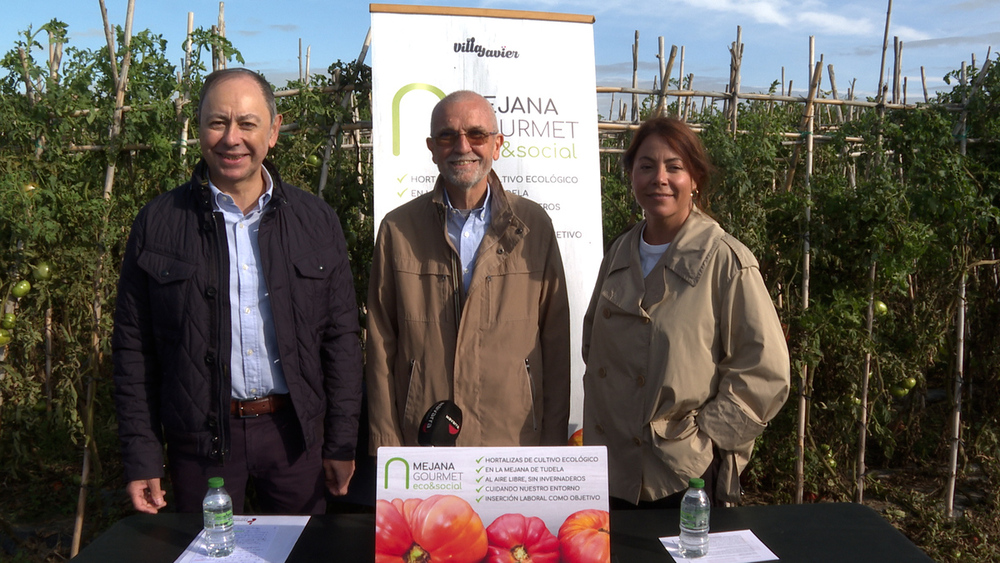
top-left (678, 477), bottom-right (710, 558)
top-left (202, 477), bottom-right (235, 557)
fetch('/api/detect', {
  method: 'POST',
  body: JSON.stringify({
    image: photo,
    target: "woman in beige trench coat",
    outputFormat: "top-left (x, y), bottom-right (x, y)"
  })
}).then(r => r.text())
top-left (582, 117), bottom-right (791, 509)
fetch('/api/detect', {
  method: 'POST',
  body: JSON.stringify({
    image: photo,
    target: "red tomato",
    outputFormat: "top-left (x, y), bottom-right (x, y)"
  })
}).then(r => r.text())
top-left (485, 513), bottom-right (559, 563)
top-left (558, 509), bottom-right (610, 563)
top-left (376, 495), bottom-right (488, 563)
top-left (567, 429), bottom-right (584, 446)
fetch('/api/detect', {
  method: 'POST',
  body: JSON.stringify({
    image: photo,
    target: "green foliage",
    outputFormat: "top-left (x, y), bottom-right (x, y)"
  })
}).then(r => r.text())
top-left (1, 19), bottom-right (999, 563)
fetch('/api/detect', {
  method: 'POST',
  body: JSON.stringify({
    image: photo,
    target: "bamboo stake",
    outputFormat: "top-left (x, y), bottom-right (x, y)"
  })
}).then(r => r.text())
top-left (783, 59), bottom-right (824, 192)
top-left (920, 66), bottom-right (929, 103)
top-left (945, 271), bottom-right (967, 517)
top-left (876, 0), bottom-right (893, 104)
top-left (306, 46), bottom-right (311, 86)
top-left (98, 0), bottom-right (118, 88)
top-left (653, 40), bottom-right (677, 118)
top-left (631, 31), bottom-right (639, 122)
top-left (856, 263), bottom-right (877, 503)
top-left (727, 26), bottom-right (743, 135)
top-left (73, 2), bottom-right (135, 556)
top-left (299, 38), bottom-right (303, 82)
top-left (827, 65), bottom-right (844, 123)
top-left (794, 59), bottom-right (823, 506)
top-left (218, 2), bottom-right (227, 70)
top-left (178, 12), bottom-right (195, 160)
top-left (678, 47), bottom-right (686, 119)
top-left (318, 27), bottom-right (372, 198)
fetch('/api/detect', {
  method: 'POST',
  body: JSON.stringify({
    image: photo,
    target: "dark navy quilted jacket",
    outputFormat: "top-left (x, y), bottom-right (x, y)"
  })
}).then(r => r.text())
top-left (112, 160), bottom-right (362, 483)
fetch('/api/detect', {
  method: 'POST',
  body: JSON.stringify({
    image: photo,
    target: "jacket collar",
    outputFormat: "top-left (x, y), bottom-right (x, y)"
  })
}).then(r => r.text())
top-left (609, 207), bottom-right (722, 287)
top-left (189, 159), bottom-right (288, 213)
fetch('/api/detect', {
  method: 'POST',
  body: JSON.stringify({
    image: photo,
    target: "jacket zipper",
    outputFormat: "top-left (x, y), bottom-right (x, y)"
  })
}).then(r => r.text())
top-left (211, 211), bottom-right (230, 463)
top-left (524, 359), bottom-right (537, 431)
top-left (450, 252), bottom-right (462, 328)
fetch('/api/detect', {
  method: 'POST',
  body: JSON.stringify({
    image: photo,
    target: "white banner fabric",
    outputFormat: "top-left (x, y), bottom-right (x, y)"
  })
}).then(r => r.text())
top-left (370, 6), bottom-right (603, 432)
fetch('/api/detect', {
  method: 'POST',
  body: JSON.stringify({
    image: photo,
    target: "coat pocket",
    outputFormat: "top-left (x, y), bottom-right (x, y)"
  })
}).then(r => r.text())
top-left (649, 412), bottom-right (714, 481)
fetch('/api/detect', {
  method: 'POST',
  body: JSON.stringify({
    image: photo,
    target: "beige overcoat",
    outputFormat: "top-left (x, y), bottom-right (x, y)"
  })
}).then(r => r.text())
top-left (582, 208), bottom-right (790, 503)
top-left (367, 171), bottom-right (571, 449)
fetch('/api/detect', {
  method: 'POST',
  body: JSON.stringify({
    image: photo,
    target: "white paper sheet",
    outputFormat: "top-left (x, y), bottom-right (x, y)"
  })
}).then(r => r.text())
top-left (175, 515), bottom-right (310, 563)
top-left (660, 529), bottom-right (779, 562)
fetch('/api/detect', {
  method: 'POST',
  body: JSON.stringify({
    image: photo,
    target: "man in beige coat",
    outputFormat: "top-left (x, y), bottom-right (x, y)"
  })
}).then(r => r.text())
top-left (366, 90), bottom-right (571, 449)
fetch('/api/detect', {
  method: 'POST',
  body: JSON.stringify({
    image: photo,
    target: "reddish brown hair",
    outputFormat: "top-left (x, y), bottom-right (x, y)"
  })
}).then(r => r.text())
top-left (621, 117), bottom-right (713, 210)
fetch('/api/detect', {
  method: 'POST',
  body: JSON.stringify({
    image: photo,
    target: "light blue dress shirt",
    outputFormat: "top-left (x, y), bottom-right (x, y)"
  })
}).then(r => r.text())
top-left (209, 170), bottom-right (288, 400)
top-left (444, 185), bottom-right (492, 293)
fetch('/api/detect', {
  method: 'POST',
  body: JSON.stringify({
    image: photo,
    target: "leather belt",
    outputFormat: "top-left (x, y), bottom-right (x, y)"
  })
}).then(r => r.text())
top-left (231, 394), bottom-right (290, 418)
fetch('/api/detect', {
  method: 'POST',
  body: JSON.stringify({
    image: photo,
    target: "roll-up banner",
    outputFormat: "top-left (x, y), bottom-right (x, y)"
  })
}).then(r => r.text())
top-left (370, 3), bottom-right (603, 432)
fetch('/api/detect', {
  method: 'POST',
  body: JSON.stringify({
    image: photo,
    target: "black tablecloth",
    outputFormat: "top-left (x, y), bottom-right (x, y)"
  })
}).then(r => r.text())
top-left (72, 502), bottom-right (933, 562)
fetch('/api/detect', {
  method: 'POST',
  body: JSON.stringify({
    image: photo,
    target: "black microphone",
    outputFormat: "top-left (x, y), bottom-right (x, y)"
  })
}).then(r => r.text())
top-left (417, 400), bottom-right (462, 446)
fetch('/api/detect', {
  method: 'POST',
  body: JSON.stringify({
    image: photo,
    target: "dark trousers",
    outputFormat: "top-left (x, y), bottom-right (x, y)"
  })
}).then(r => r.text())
top-left (611, 446), bottom-right (725, 510)
top-left (168, 407), bottom-right (326, 514)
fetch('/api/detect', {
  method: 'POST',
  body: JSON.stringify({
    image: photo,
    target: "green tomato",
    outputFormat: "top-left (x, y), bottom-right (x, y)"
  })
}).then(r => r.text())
top-left (11, 280), bottom-right (31, 298)
top-left (874, 300), bottom-right (889, 316)
top-left (32, 262), bottom-right (52, 281)
top-left (33, 401), bottom-right (47, 413)
top-left (1, 313), bottom-right (14, 329)
top-left (890, 385), bottom-right (909, 399)
top-left (902, 377), bottom-right (917, 390)
top-left (307, 154), bottom-right (321, 166)
top-left (0, 328), bottom-right (11, 345)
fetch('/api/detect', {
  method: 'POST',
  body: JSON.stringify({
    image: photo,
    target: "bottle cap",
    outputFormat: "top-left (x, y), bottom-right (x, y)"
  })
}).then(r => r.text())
top-left (208, 476), bottom-right (225, 488)
top-left (689, 478), bottom-right (705, 488)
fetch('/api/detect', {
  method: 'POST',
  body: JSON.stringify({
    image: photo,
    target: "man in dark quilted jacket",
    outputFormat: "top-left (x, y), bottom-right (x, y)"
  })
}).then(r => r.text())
top-left (112, 68), bottom-right (363, 515)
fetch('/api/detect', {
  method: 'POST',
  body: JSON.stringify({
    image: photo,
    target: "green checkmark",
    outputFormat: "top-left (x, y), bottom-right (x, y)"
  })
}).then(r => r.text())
top-left (476, 476), bottom-right (484, 483)
top-left (476, 496), bottom-right (484, 503)
top-left (476, 486), bottom-right (484, 492)
top-left (476, 467), bottom-right (483, 473)
top-left (476, 456), bottom-right (484, 463)
top-left (397, 174), bottom-right (407, 183)
top-left (396, 188), bottom-right (407, 197)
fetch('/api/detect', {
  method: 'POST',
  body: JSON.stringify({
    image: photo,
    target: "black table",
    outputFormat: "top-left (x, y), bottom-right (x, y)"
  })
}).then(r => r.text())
top-left (72, 502), bottom-right (932, 562)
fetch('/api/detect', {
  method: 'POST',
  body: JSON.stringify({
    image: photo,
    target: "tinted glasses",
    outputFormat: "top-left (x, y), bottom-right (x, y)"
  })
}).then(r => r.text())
top-left (430, 129), bottom-right (498, 147)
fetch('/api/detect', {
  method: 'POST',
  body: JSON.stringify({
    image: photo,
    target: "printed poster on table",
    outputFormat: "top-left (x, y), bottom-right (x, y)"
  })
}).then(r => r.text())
top-left (369, 5), bottom-right (603, 429)
top-left (376, 446), bottom-right (609, 562)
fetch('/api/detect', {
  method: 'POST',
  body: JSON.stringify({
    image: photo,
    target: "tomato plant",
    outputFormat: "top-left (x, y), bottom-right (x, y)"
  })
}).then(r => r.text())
top-left (485, 513), bottom-right (559, 563)
top-left (558, 510), bottom-right (610, 563)
top-left (376, 495), bottom-right (488, 563)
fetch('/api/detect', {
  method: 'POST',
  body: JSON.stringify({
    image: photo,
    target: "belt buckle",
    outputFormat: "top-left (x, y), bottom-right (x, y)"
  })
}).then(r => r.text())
top-left (237, 396), bottom-right (261, 419)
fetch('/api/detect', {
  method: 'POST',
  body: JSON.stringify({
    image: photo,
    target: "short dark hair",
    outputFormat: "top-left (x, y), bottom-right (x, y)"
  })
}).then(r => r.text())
top-left (197, 68), bottom-right (277, 122)
top-left (622, 117), bottom-right (713, 210)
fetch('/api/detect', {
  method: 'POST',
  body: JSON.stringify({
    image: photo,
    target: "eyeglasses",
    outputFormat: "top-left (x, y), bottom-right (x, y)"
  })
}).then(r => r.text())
top-left (430, 129), bottom-right (498, 147)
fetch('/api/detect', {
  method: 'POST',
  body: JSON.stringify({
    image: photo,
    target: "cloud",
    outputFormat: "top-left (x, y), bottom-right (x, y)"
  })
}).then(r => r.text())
top-left (270, 24), bottom-right (298, 33)
top-left (796, 12), bottom-right (875, 36)
top-left (904, 31), bottom-right (1000, 49)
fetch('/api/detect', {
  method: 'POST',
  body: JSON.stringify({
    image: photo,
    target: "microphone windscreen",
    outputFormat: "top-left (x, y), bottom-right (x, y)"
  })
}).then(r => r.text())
top-left (417, 400), bottom-right (462, 446)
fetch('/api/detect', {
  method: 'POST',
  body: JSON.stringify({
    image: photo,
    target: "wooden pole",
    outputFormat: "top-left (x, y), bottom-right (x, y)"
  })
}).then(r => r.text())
top-left (728, 26), bottom-right (743, 135)
top-left (945, 271), bottom-right (967, 517)
top-left (877, 0), bottom-right (893, 104)
top-left (218, 2), bottom-right (227, 70)
top-left (631, 31), bottom-right (639, 122)
top-left (654, 40), bottom-right (677, 118)
top-left (856, 263), bottom-right (877, 503)
top-left (827, 64), bottom-right (844, 123)
top-left (177, 12), bottom-right (195, 160)
top-left (920, 66), bottom-right (929, 103)
top-left (318, 27), bottom-right (372, 198)
top-left (794, 59), bottom-right (823, 505)
top-left (678, 46), bottom-right (686, 119)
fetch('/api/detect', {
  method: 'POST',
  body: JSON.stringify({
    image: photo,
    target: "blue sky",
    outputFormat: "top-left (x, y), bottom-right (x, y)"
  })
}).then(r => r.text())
top-left (4, 1), bottom-right (999, 108)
